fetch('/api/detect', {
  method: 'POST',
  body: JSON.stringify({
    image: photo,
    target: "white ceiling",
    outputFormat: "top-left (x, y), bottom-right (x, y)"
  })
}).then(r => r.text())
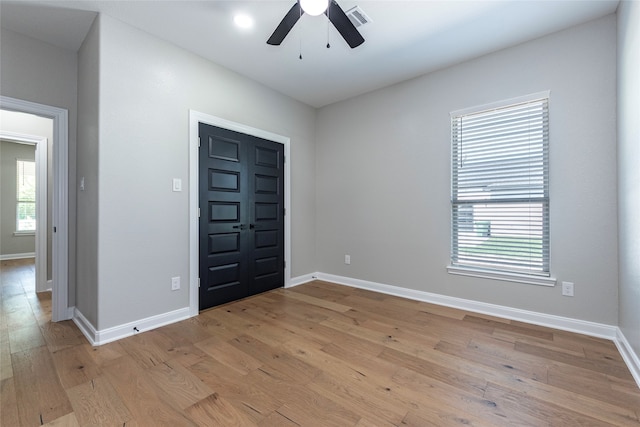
top-left (0, 0), bottom-right (619, 107)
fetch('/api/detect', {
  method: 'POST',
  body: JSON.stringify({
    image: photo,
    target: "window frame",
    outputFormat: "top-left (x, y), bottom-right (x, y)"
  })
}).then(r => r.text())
top-left (447, 92), bottom-right (556, 287)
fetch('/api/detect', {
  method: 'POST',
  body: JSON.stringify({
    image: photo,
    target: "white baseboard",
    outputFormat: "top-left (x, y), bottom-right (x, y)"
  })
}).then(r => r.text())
top-left (287, 273), bottom-right (318, 288)
top-left (73, 306), bottom-right (193, 346)
top-left (615, 328), bottom-right (640, 388)
top-left (0, 252), bottom-right (35, 261)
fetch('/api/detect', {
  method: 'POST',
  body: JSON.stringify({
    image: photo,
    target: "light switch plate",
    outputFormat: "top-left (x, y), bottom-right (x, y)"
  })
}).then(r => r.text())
top-left (172, 178), bottom-right (182, 192)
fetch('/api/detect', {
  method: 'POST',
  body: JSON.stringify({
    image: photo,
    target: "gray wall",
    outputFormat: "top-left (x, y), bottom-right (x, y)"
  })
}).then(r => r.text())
top-left (316, 15), bottom-right (618, 325)
top-left (617, 1), bottom-right (640, 360)
top-left (0, 140), bottom-right (36, 255)
top-left (0, 28), bottom-right (78, 304)
top-left (79, 15), bottom-right (316, 330)
top-left (76, 16), bottom-right (100, 328)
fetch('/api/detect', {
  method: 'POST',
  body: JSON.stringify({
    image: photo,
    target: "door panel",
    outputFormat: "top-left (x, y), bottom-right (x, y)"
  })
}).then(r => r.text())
top-left (199, 123), bottom-right (284, 310)
top-left (248, 138), bottom-right (284, 295)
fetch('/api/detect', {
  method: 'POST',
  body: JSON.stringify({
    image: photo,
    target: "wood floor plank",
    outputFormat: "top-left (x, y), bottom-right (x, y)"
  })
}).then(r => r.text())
top-left (212, 305), bottom-right (302, 347)
top-left (118, 330), bottom-right (173, 369)
top-left (195, 334), bottom-right (263, 376)
top-left (2, 263), bottom-right (639, 427)
top-left (392, 366), bottom-right (549, 427)
top-left (463, 314), bottom-right (555, 340)
top-left (354, 416), bottom-right (398, 427)
top-left (146, 359), bottom-right (215, 410)
top-left (281, 289), bottom-right (353, 313)
top-left (8, 323), bottom-right (46, 354)
top-left (188, 356), bottom-right (283, 424)
top-left (308, 371), bottom-right (408, 425)
top-left (41, 412), bottom-right (81, 427)
top-left (377, 345), bottom-right (488, 397)
top-left (257, 411), bottom-right (300, 427)
top-left (547, 362), bottom-right (640, 409)
top-left (487, 368), bottom-right (640, 425)
top-left (436, 338), bottom-right (549, 382)
top-left (229, 334), bottom-right (321, 384)
top-left (515, 340), bottom-right (633, 379)
top-left (484, 381), bottom-right (620, 427)
top-left (102, 356), bottom-right (198, 426)
top-left (401, 406), bottom-right (495, 427)
top-left (66, 376), bottom-right (136, 426)
top-left (51, 344), bottom-right (103, 389)
top-left (185, 392), bottom-right (259, 426)
top-left (82, 340), bottom-right (127, 367)
top-left (40, 320), bottom-right (88, 353)
top-left (1, 325), bottom-right (13, 381)
top-left (1, 377), bottom-right (20, 427)
top-left (11, 346), bottom-right (74, 426)
top-left (274, 385), bottom-right (361, 427)
top-left (287, 280), bottom-right (352, 302)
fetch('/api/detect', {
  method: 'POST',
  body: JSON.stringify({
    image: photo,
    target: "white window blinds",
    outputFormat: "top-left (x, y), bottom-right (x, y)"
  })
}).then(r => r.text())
top-left (451, 95), bottom-right (549, 276)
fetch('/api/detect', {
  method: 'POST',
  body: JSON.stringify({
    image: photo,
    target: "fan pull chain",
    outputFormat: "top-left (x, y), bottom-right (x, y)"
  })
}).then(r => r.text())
top-left (326, 3), bottom-right (331, 48)
top-left (299, 6), bottom-right (303, 59)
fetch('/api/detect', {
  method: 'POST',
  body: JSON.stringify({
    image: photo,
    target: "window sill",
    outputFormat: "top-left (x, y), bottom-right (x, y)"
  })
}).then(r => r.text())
top-left (13, 231), bottom-right (35, 237)
top-left (447, 265), bottom-right (556, 287)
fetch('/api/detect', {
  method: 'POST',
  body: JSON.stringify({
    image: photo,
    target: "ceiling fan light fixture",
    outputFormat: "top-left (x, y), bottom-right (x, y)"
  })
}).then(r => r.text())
top-left (300, 0), bottom-right (329, 16)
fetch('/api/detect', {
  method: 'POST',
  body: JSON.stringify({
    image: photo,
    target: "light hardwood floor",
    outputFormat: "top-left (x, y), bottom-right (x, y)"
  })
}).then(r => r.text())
top-left (2, 258), bottom-right (639, 426)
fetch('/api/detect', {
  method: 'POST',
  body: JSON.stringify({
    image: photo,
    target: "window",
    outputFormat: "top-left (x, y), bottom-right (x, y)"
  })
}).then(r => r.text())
top-left (16, 159), bottom-right (36, 232)
top-left (450, 93), bottom-right (550, 282)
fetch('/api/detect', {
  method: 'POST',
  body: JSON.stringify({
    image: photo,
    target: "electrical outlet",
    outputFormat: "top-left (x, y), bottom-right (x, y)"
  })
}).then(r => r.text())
top-left (171, 276), bottom-right (180, 291)
top-left (345, 254), bottom-right (351, 265)
top-left (561, 281), bottom-right (574, 297)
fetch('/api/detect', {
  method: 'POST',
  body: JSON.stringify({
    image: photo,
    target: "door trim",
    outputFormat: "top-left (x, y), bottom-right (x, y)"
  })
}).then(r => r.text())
top-left (189, 111), bottom-right (291, 316)
top-left (0, 96), bottom-right (70, 322)
top-left (0, 131), bottom-right (48, 293)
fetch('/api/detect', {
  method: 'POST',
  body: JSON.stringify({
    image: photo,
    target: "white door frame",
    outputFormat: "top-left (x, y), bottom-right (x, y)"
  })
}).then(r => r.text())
top-left (188, 110), bottom-right (291, 316)
top-left (1, 96), bottom-right (70, 322)
top-left (0, 131), bottom-right (48, 292)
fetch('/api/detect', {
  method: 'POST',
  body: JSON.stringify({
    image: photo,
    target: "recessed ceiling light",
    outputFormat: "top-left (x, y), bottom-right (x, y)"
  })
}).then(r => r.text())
top-left (234, 13), bottom-right (254, 29)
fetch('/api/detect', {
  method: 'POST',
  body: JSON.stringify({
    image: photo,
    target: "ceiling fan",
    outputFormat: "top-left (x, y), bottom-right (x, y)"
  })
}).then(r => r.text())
top-left (267, 0), bottom-right (365, 49)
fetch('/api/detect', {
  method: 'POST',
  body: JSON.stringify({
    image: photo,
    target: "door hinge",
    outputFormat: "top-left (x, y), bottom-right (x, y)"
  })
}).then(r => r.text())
top-left (198, 137), bottom-right (201, 148)
top-left (283, 207), bottom-right (286, 216)
top-left (198, 208), bottom-right (201, 218)
top-left (198, 278), bottom-right (200, 288)
top-left (53, 226), bottom-right (57, 233)
top-left (283, 260), bottom-right (286, 269)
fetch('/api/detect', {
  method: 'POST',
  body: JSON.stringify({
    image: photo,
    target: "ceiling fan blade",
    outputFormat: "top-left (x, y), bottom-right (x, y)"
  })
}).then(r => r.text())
top-left (326, 0), bottom-right (364, 48)
top-left (267, 2), bottom-right (302, 45)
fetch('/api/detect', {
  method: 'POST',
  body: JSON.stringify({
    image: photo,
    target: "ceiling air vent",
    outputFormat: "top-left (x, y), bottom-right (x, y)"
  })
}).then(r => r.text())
top-left (345, 5), bottom-right (372, 28)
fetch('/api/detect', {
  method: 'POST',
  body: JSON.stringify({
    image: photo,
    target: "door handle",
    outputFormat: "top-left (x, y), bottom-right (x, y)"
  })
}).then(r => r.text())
top-left (232, 224), bottom-right (247, 230)
top-left (250, 224), bottom-right (256, 230)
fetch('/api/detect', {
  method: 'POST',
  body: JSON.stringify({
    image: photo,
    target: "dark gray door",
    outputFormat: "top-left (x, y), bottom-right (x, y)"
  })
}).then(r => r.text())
top-left (198, 123), bottom-right (284, 310)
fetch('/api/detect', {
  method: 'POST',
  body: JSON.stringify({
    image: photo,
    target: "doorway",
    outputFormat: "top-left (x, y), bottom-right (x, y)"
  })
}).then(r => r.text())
top-left (189, 111), bottom-right (291, 315)
top-left (198, 123), bottom-right (285, 310)
top-left (0, 96), bottom-right (70, 322)
top-left (0, 131), bottom-right (48, 294)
